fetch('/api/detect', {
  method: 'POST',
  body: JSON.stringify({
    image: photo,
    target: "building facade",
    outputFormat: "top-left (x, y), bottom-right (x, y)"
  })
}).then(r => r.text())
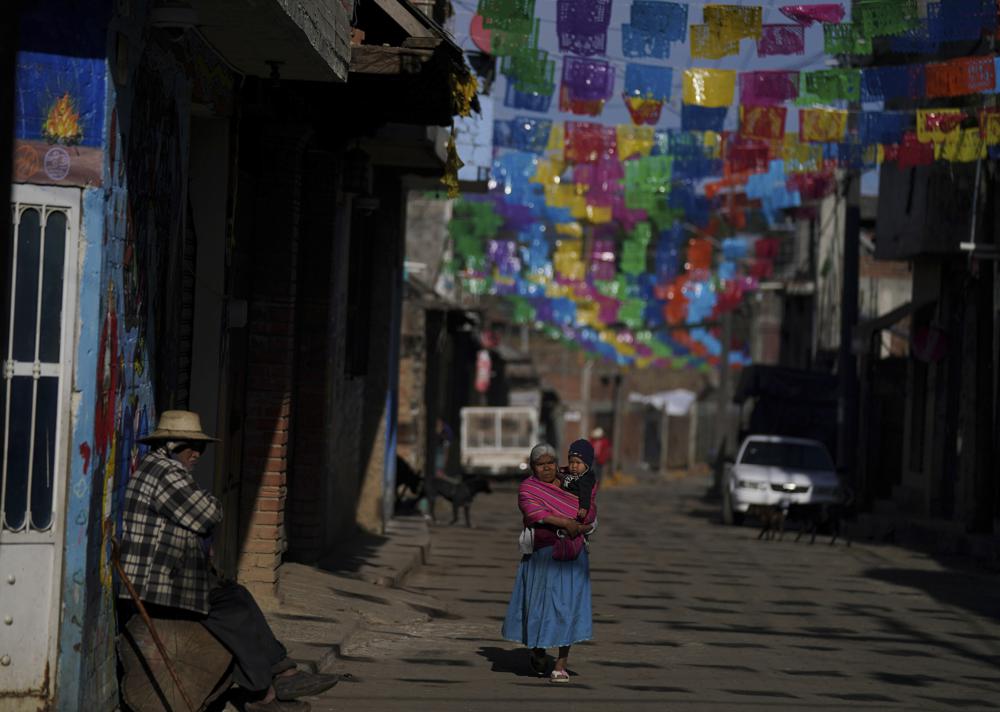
top-left (1, 0), bottom-right (469, 708)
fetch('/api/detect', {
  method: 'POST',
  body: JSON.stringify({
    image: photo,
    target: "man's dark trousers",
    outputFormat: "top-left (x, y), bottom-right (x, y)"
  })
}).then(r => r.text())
top-left (202, 581), bottom-right (295, 691)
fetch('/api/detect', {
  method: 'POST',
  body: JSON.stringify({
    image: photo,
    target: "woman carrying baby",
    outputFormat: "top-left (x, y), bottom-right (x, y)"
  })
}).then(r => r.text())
top-left (501, 443), bottom-right (597, 683)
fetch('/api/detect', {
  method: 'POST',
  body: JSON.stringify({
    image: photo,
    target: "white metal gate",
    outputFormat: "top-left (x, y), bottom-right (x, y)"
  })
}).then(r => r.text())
top-left (0, 185), bottom-right (78, 708)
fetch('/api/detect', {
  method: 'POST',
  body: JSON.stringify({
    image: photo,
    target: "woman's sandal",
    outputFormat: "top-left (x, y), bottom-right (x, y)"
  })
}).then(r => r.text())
top-left (549, 669), bottom-right (570, 683)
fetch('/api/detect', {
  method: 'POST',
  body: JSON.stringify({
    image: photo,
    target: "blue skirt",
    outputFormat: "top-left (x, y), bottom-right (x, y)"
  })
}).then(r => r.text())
top-left (501, 545), bottom-right (592, 649)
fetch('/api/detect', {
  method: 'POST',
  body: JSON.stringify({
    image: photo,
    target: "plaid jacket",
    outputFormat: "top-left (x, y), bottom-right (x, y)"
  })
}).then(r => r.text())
top-left (119, 447), bottom-right (223, 614)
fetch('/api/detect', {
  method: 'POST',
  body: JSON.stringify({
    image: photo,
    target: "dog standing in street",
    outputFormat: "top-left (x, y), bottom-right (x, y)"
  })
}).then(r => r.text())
top-left (432, 475), bottom-right (492, 527)
top-left (748, 503), bottom-right (788, 540)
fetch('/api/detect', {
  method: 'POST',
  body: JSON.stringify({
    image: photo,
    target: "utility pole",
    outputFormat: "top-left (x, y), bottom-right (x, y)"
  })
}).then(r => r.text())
top-left (579, 357), bottom-right (593, 440)
top-left (713, 309), bottom-right (733, 492)
top-left (838, 172), bottom-right (861, 484)
top-left (838, 13), bottom-right (862, 484)
top-left (609, 371), bottom-right (623, 478)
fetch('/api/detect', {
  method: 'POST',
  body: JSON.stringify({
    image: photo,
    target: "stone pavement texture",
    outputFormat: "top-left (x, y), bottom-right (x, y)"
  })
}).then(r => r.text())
top-left (262, 474), bottom-right (1000, 711)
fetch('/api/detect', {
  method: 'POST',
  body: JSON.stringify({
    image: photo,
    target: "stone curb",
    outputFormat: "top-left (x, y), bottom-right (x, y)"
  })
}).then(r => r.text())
top-left (263, 515), bottom-right (431, 675)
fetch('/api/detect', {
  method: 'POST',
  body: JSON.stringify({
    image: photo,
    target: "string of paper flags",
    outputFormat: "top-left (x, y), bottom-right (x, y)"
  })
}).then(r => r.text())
top-left (447, 0), bottom-right (1000, 369)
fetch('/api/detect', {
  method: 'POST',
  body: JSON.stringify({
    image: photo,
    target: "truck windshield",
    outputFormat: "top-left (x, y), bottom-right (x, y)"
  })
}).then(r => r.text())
top-left (500, 413), bottom-right (533, 448)
top-left (740, 441), bottom-right (834, 470)
top-left (467, 413), bottom-right (497, 448)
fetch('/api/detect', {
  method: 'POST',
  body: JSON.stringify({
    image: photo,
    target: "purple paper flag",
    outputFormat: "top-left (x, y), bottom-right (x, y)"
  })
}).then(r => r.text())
top-left (561, 56), bottom-right (616, 101)
top-left (557, 0), bottom-right (614, 55)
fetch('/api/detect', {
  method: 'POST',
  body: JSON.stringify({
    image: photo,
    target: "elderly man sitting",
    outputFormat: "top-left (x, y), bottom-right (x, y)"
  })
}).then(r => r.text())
top-left (119, 410), bottom-right (338, 712)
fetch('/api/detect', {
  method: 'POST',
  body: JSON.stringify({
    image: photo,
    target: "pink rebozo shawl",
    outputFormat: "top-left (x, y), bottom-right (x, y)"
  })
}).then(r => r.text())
top-left (518, 475), bottom-right (598, 553)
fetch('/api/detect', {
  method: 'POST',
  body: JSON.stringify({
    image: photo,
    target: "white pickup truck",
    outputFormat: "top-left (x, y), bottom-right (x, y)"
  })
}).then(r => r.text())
top-left (460, 406), bottom-right (539, 477)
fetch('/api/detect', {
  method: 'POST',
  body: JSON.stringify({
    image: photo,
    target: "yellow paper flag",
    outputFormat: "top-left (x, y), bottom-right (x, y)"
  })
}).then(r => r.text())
top-left (575, 301), bottom-right (600, 328)
top-left (800, 108), bottom-right (847, 142)
top-left (546, 123), bottom-right (565, 154)
top-left (936, 128), bottom-right (986, 162)
top-left (981, 110), bottom-right (1000, 146)
top-left (617, 125), bottom-right (655, 158)
top-left (585, 204), bottom-right (613, 223)
top-left (916, 109), bottom-right (963, 143)
top-left (703, 4), bottom-right (763, 42)
top-left (690, 24), bottom-right (739, 59)
top-left (532, 157), bottom-right (565, 185)
top-left (556, 222), bottom-right (583, 239)
top-left (682, 68), bottom-right (737, 107)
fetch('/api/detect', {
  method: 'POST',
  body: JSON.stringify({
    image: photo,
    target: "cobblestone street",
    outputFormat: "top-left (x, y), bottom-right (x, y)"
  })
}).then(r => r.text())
top-left (300, 474), bottom-right (1000, 711)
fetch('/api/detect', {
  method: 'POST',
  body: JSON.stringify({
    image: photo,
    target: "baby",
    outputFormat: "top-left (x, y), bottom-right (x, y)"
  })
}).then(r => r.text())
top-left (561, 438), bottom-right (597, 522)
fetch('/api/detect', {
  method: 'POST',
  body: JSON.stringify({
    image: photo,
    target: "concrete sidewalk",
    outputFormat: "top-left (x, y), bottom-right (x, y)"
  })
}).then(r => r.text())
top-left (260, 516), bottom-right (440, 675)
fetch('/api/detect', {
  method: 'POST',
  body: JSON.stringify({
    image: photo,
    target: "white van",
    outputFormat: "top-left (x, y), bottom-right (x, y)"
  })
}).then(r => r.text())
top-left (460, 406), bottom-right (539, 476)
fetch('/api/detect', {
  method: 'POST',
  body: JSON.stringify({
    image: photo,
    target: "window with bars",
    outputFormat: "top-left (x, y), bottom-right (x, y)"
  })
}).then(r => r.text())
top-left (1, 200), bottom-right (71, 533)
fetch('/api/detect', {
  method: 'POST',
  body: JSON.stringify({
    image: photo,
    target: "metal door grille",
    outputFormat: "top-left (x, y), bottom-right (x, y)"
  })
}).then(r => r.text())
top-left (1, 201), bottom-right (70, 533)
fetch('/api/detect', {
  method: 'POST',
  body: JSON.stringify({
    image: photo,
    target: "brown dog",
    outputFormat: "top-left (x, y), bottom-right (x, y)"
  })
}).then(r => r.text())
top-left (748, 503), bottom-right (787, 541)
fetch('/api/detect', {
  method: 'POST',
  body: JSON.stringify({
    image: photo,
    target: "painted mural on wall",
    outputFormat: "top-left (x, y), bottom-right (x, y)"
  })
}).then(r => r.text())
top-left (13, 52), bottom-right (106, 186)
top-left (73, 34), bottom-right (192, 707)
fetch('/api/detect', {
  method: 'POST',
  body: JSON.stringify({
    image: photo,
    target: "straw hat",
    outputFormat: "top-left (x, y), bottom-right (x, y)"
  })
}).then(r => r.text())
top-left (139, 410), bottom-right (218, 444)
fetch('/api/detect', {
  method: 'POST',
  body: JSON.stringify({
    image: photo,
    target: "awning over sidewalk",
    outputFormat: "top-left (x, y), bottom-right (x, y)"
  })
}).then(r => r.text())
top-left (348, 0), bottom-right (477, 126)
top-left (191, 0), bottom-right (352, 81)
top-left (851, 297), bottom-right (935, 355)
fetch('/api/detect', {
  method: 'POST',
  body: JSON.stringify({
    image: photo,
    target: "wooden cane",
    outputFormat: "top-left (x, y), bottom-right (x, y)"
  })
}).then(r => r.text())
top-left (106, 520), bottom-right (197, 712)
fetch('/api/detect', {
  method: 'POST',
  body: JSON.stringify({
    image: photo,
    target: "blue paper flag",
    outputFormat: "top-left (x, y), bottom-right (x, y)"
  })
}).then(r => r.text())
top-left (630, 1), bottom-right (688, 41)
top-left (860, 111), bottom-right (909, 145)
top-left (504, 81), bottom-right (553, 112)
top-left (673, 157), bottom-right (723, 180)
top-left (927, 0), bottom-right (997, 43)
top-left (721, 237), bottom-right (752, 260)
top-left (888, 19), bottom-right (939, 54)
top-left (625, 63), bottom-right (673, 100)
top-left (622, 24), bottom-right (672, 58)
top-left (681, 104), bottom-right (727, 132)
top-left (669, 184), bottom-right (712, 227)
top-left (861, 65), bottom-right (925, 102)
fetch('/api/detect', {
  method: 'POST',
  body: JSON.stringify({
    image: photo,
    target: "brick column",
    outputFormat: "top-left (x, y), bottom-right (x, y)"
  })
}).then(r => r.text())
top-left (236, 124), bottom-right (312, 600)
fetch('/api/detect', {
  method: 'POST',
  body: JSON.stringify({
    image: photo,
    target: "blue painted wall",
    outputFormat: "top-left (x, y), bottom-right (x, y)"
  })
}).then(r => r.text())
top-left (12, 0), bottom-right (194, 707)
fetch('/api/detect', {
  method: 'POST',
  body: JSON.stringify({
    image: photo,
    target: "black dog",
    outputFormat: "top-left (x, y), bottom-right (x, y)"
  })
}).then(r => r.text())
top-left (395, 456), bottom-right (423, 497)
top-left (788, 496), bottom-right (854, 546)
top-left (432, 475), bottom-right (492, 527)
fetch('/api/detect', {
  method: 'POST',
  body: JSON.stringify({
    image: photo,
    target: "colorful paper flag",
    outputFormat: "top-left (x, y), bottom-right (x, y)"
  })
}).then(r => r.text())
top-left (683, 68), bottom-right (737, 107)
top-left (681, 104), bottom-right (728, 131)
top-left (690, 23), bottom-right (740, 59)
top-left (799, 69), bottom-right (861, 103)
top-left (926, 55), bottom-right (996, 98)
top-left (800, 108), bottom-right (848, 142)
top-left (757, 24), bottom-right (806, 56)
top-left (916, 108), bottom-right (964, 143)
top-left (703, 4), bottom-right (763, 42)
top-left (779, 3), bottom-right (845, 25)
top-left (936, 128), bottom-right (986, 162)
top-left (858, 0), bottom-right (919, 38)
top-left (824, 23), bottom-right (872, 54)
top-left (740, 105), bottom-right (787, 141)
top-left (740, 70), bottom-right (800, 105)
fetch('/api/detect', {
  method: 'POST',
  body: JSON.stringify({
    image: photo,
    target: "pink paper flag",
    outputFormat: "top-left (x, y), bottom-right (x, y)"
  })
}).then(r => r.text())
top-left (757, 24), bottom-right (806, 56)
top-left (779, 4), bottom-right (845, 26)
top-left (739, 71), bottom-right (800, 106)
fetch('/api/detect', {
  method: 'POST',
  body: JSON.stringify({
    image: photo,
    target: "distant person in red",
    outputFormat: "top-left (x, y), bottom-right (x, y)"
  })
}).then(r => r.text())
top-left (590, 427), bottom-right (611, 479)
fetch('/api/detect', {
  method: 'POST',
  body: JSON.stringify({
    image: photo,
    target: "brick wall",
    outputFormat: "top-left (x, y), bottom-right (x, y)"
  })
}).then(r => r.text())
top-left (286, 149), bottom-right (338, 562)
top-left (237, 125), bottom-right (312, 600)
